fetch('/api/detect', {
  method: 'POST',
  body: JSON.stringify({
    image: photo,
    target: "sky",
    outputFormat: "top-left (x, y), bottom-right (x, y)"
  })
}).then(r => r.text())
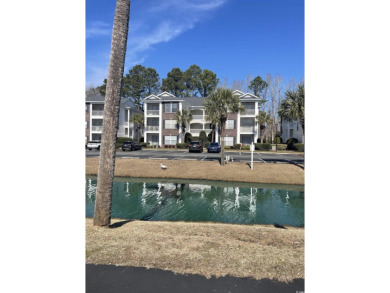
top-left (86, 0), bottom-right (304, 89)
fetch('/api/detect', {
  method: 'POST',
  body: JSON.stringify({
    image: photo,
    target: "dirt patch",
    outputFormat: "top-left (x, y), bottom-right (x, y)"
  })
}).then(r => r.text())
top-left (86, 158), bottom-right (304, 185)
top-left (86, 218), bottom-right (304, 282)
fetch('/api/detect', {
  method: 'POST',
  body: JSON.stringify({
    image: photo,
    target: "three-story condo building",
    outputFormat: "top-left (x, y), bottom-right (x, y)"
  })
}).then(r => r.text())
top-left (143, 90), bottom-right (261, 147)
top-left (85, 94), bottom-right (143, 142)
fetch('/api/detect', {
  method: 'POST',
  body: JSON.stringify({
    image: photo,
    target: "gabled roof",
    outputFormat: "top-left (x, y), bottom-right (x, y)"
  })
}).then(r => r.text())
top-left (86, 93), bottom-right (105, 102)
top-left (232, 90), bottom-right (245, 96)
top-left (157, 91), bottom-right (176, 98)
top-left (143, 94), bottom-right (161, 100)
top-left (239, 93), bottom-right (260, 99)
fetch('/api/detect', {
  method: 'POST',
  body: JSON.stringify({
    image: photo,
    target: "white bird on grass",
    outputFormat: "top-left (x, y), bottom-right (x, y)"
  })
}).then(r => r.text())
top-left (160, 163), bottom-right (168, 170)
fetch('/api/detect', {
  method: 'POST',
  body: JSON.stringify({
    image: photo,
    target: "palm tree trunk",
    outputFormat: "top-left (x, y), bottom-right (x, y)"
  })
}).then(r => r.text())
top-left (220, 121), bottom-right (225, 166)
top-left (94, 0), bottom-right (130, 227)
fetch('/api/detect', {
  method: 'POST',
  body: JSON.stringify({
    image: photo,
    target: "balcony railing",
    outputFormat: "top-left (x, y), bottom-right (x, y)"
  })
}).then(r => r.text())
top-left (147, 110), bottom-right (159, 116)
top-left (192, 115), bottom-right (204, 120)
top-left (242, 109), bottom-right (256, 115)
top-left (146, 126), bottom-right (159, 131)
top-left (92, 126), bottom-right (103, 131)
top-left (92, 110), bottom-right (104, 116)
top-left (240, 126), bottom-right (255, 132)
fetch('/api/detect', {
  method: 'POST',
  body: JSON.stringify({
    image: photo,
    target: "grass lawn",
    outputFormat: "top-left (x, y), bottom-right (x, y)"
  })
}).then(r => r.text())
top-left (86, 218), bottom-right (304, 282)
top-left (86, 158), bottom-right (304, 185)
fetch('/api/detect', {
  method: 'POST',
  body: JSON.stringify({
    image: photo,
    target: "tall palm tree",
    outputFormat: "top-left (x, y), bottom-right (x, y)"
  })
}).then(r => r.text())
top-left (129, 113), bottom-right (144, 143)
top-left (278, 83), bottom-right (305, 143)
top-left (204, 101), bottom-right (219, 142)
top-left (174, 110), bottom-right (192, 143)
top-left (94, 0), bottom-right (131, 227)
top-left (203, 88), bottom-right (245, 166)
top-left (256, 111), bottom-right (273, 143)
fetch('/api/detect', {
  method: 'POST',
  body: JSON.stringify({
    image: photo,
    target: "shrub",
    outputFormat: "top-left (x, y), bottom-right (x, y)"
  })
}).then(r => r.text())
top-left (204, 142), bottom-right (210, 148)
top-left (255, 143), bottom-right (272, 151)
top-left (140, 137), bottom-right (144, 143)
top-left (176, 143), bottom-right (188, 149)
top-left (257, 138), bottom-right (261, 143)
top-left (241, 145), bottom-right (250, 150)
top-left (286, 138), bottom-right (299, 150)
top-left (294, 143), bottom-right (304, 152)
top-left (184, 132), bottom-right (193, 143)
top-left (274, 144), bottom-right (287, 151)
top-left (140, 142), bottom-right (147, 147)
top-left (224, 146), bottom-right (232, 150)
top-left (199, 131), bottom-right (209, 145)
top-left (234, 144), bottom-right (242, 150)
top-left (274, 136), bottom-right (282, 144)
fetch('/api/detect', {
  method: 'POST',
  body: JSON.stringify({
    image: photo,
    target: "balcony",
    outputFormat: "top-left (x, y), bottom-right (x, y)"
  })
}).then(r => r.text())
top-left (146, 110), bottom-right (159, 116)
top-left (91, 126), bottom-right (103, 131)
top-left (241, 109), bottom-right (256, 116)
top-left (192, 115), bottom-right (204, 120)
top-left (91, 110), bottom-right (104, 116)
top-left (240, 126), bottom-right (255, 133)
top-left (146, 126), bottom-right (160, 131)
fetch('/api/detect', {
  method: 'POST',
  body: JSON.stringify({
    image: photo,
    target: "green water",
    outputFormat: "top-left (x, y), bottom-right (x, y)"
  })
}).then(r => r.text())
top-left (86, 176), bottom-right (304, 227)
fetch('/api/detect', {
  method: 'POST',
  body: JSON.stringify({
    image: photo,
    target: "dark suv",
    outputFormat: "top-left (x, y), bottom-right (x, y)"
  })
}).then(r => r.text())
top-left (122, 141), bottom-right (142, 151)
top-left (188, 141), bottom-right (203, 153)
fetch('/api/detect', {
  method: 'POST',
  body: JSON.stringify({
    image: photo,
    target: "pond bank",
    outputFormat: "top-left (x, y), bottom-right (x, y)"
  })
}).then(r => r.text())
top-left (86, 158), bottom-right (304, 185)
top-left (86, 218), bottom-right (304, 282)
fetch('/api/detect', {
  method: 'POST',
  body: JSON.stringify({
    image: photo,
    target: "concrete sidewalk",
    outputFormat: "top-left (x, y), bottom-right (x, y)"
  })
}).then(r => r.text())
top-left (86, 264), bottom-right (304, 293)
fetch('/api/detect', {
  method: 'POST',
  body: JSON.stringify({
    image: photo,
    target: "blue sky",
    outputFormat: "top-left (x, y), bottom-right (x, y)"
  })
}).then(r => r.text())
top-left (86, 0), bottom-right (304, 89)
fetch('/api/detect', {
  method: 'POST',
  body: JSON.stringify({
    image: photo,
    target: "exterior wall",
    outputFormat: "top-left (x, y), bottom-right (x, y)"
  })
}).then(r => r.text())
top-left (280, 118), bottom-right (303, 143)
top-left (222, 113), bottom-right (238, 145)
top-left (161, 110), bottom-right (179, 146)
top-left (85, 103), bottom-right (90, 142)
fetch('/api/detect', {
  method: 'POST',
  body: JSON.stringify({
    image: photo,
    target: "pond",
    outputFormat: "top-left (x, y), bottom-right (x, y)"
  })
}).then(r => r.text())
top-left (86, 176), bottom-right (304, 227)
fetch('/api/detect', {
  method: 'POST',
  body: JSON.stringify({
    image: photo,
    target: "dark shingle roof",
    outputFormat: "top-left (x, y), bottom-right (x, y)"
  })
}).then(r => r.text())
top-left (86, 93), bottom-right (105, 102)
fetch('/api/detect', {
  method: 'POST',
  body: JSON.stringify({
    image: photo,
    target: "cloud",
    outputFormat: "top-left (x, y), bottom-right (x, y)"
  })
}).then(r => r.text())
top-left (86, 21), bottom-right (111, 39)
top-left (86, 0), bottom-right (227, 87)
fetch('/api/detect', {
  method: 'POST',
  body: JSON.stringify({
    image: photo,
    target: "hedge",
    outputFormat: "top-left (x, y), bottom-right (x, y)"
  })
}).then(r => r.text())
top-left (241, 145), bottom-right (250, 150)
top-left (274, 144), bottom-right (287, 151)
top-left (116, 137), bottom-right (132, 148)
top-left (293, 143), bottom-right (304, 152)
top-left (224, 146), bottom-right (232, 150)
top-left (176, 143), bottom-right (188, 149)
top-left (140, 142), bottom-right (147, 147)
top-left (233, 143), bottom-right (242, 150)
top-left (255, 143), bottom-right (272, 151)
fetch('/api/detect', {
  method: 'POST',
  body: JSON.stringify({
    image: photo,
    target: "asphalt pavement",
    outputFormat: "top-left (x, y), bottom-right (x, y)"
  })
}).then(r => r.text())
top-left (86, 149), bottom-right (304, 165)
top-left (86, 264), bottom-right (304, 293)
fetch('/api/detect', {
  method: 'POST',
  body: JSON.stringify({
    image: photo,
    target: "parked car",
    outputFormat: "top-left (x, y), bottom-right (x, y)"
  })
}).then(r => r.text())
top-left (188, 141), bottom-right (203, 153)
top-left (207, 142), bottom-right (221, 153)
top-left (122, 141), bottom-right (142, 151)
top-left (87, 140), bottom-right (101, 150)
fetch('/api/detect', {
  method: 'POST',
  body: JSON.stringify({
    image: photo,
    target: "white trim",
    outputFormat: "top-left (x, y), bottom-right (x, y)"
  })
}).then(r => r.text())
top-left (239, 93), bottom-right (259, 99)
top-left (157, 91), bottom-right (176, 98)
top-left (144, 94), bottom-right (161, 100)
top-left (232, 90), bottom-right (245, 96)
top-left (159, 102), bottom-right (162, 146)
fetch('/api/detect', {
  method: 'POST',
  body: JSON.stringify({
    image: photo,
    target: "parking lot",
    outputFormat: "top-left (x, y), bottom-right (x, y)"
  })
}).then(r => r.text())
top-left (86, 149), bottom-right (304, 165)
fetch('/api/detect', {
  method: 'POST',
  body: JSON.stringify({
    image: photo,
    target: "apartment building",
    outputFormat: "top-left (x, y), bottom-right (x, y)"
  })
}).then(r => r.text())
top-left (280, 117), bottom-right (304, 143)
top-left (143, 90), bottom-right (261, 147)
top-left (85, 94), bottom-right (143, 142)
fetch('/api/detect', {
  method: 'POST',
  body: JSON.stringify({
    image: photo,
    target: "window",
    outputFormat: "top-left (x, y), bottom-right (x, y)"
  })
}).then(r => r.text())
top-left (164, 120), bottom-right (177, 129)
top-left (85, 105), bottom-right (88, 112)
top-left (125, 128), bottom-right (128, 136)
top-left (164, 102), bottom-right (178, 113)
top-left (125, 110), bottom-right (129, 122)
top-left (289, 129), bottom-right (294, 137)
top-left (226, 120), bottom-right (235, 129)
top-left (164, 135), bottom-right (177, 145)
top-left (85, 121), bottom-right (88, 128)
top-left (224, 137), bottom-right (234, 146)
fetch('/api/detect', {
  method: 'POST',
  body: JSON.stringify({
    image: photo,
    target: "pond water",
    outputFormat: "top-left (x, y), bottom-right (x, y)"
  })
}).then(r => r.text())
top-left (86, 176), bottom-right (304, 227)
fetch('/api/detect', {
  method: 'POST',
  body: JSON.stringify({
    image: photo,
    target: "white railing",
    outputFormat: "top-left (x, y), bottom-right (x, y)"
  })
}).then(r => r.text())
top-left (147, 110), bottom-right (159, 116)
top-left (92, 126), bottom-right (103, 131)
top-left (192, 115), bottom-right (204, 120)
top-left (92, 110), bottom-right (104, 116)
top-left (240, 126), bottom-right (255, 132)
top-left (242, 109), bottom-right (256, 115)
top-left (146, 126), bottom-right (159, 131)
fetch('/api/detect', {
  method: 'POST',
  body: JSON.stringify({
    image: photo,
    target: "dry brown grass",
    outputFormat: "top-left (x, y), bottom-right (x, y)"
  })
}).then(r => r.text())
top-left (86, 158), bottom-right (304, 185)
top-left (86, 218), bottom-right (304, 282)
